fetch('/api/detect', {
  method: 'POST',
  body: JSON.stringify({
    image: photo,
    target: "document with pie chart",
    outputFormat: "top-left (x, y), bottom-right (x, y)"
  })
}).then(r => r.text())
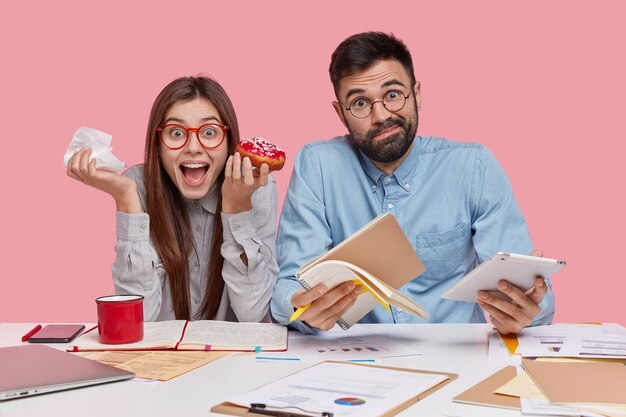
top-left (212, 361), bottom-right (457, 417)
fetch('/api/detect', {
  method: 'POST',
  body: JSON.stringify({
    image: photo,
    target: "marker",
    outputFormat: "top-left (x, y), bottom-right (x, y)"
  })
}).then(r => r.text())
top-left (289, 303), bottom-right (311, 322)
top-left (21, 324), bottom-right (42, 342)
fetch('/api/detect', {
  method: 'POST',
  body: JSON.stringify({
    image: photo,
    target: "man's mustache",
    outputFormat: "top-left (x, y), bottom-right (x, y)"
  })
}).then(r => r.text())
top-left (367, 118), bottom-right (406, 140)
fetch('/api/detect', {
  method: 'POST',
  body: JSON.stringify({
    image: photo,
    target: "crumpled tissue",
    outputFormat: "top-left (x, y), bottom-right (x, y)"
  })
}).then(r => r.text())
top-left (63, 126), bottom-right (126, 172)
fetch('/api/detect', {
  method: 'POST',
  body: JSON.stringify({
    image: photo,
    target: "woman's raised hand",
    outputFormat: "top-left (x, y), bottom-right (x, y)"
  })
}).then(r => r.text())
top-left (66, 148), bottom-right (141, 213)
top-left (221, 152), bottom-right (269, 214)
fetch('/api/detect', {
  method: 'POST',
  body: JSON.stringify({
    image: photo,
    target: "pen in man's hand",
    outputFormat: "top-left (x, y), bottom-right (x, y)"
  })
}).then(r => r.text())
top-left (21, 325), bottom-right (42, 342)
top-left (289, 303), bottom-right (311, 322)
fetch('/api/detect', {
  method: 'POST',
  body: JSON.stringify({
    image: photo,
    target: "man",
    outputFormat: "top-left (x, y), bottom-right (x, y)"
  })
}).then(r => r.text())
top-left (271, 32), bottom-right (554, 334)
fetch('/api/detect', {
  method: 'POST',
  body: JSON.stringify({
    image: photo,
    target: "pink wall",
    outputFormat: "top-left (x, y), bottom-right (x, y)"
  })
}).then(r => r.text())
top-left (1, 1), bottom-right (624, 324)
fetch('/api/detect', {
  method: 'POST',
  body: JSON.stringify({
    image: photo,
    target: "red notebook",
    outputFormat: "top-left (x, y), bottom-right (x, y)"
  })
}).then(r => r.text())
top-left (68, 320), bottom-right (287, 352)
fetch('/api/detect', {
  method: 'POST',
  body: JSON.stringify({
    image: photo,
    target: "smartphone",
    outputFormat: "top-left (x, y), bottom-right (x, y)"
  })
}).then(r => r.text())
top-left (441, 252), bottom-right (566, 303)
top-left (27, 324), bottom-right (86, 343)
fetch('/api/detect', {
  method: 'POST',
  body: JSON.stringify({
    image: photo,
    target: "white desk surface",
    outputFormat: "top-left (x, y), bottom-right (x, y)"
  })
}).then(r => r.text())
top-left (1, 323), bottom-right (545, 417)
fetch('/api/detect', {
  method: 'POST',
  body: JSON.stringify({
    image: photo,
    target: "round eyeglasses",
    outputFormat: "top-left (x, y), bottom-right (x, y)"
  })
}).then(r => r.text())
top-left (157, 123), bottom-right (229, 150)
top-left (340, 90), bottom-right (412, 119)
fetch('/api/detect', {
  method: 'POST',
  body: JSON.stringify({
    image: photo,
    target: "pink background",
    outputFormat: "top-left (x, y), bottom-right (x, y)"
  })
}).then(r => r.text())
top-left (2, 2), bottom-right (624, 324)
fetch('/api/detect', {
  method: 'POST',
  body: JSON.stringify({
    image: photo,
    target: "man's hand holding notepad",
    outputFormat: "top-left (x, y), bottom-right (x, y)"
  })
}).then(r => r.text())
top-left (290, 277), bottom-right (393, 322)
top-left (291, 213), bottom-right (429, 330)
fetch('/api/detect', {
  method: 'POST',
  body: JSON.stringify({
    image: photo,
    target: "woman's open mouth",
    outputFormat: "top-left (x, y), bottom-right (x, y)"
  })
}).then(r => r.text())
top-left (180, 163), bottom-right (209, 186)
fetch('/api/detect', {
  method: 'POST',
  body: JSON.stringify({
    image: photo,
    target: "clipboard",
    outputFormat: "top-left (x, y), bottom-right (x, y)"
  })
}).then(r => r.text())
top-left (211, 361), bottom-right (458, 417)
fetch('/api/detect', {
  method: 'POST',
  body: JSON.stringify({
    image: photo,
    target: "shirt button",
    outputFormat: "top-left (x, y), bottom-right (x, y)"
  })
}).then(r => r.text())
top-left (194, 262), bottom-right (199, 269)
top-left (140, 223), bottom-right (147, 231)
top-left (387, 203), bottom-right (394, 209)
top-left (384, 177), bottom-right (392, 184)
top-left (405, 183), bottom-right (411, 188)
top-left (371, 185), bottom-right (376, 191)
top-left (195, 225), bottom-right (201, 232)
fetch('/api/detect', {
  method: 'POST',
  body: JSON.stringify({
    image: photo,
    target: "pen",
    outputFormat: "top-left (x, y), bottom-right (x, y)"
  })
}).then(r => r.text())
top-left (289, 279), bottom-right (393, 323)
top-left (249, 403), bottom-right (333, 417)
top-left (351, 280), bottom-right (391, 313)
top-left (21, 324), bottom-right (42, 342)
top-left (289, 303), bottom-right (310, 322)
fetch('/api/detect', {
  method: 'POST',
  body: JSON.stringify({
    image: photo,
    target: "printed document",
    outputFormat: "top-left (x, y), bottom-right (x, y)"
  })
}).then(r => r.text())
top-left (488, 331), bottom-right (520, 368)
top-left (76, 350), bottom-right (229, 381)
top-left (514, 323), bottom-right (626, 358)
top-left (225, 361), bottom-right (449, 417)
top-left (257, 329), bottom-right (421, 362)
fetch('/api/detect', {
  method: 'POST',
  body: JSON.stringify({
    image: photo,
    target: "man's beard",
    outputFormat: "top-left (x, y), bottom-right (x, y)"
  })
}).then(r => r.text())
top-left (348, 107), bottom-right (418, 164)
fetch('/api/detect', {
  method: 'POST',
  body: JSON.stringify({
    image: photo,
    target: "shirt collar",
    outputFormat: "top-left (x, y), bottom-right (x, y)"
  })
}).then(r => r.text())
top-left (393, 136), bottom-right (422, 191)
top-left (357, 135), bottom-right (422, 192)
top-left (358, 146), bottom-right (385, 186)
top-left (185, 182), bottom-right (219, 214)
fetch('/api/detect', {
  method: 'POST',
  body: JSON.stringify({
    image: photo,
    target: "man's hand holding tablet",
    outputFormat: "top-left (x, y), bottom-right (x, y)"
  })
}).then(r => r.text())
top-left (442, 250), bottom-right (566, 334)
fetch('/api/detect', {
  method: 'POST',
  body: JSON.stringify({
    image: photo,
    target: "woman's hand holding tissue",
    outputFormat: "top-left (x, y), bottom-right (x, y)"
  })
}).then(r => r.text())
top-left (66, 148), bottom-right (141, 213)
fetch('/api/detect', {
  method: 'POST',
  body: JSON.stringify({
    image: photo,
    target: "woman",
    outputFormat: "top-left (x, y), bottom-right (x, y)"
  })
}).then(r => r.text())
top-left (67, 76), bottom-right (278, 322)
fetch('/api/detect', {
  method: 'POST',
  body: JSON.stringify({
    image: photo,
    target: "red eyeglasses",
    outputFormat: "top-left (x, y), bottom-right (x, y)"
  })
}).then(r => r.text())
top-left (157, 123), bottom-right (229, 150)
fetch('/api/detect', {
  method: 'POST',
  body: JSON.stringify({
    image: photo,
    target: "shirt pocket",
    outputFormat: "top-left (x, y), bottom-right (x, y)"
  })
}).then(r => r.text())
top-left (415, 223), bottom-right (467, 280)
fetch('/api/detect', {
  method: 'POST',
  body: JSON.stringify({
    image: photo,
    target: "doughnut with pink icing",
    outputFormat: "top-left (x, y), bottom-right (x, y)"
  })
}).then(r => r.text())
top-left (235, 136), bottom-right (286, 171)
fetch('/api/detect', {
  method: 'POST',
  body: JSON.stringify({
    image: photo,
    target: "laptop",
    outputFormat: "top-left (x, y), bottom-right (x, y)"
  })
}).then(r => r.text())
top-left (0, 344), bottom-right (134, 400)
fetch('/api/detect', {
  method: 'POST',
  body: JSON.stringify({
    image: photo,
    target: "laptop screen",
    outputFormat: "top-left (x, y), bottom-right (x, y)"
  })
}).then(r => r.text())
top-left (0, 344), bottom-right (134, 400)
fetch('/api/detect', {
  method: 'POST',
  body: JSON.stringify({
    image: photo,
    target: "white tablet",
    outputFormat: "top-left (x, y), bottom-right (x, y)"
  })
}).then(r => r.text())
top-left (441, 252), bottom-right (566, 303)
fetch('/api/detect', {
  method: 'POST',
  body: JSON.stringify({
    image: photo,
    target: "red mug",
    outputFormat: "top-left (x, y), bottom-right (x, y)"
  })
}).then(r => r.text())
top-left (96, 295), bottom-right (144, 344)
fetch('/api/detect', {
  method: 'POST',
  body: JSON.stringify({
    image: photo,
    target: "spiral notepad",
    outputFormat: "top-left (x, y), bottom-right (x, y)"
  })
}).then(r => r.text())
top-left (296, 213), bottom-right (428, 329)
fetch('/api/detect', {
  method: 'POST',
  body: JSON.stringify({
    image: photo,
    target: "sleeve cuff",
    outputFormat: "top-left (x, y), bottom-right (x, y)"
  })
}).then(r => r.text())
top-left (221, 210), bottom-right (256, 242)
top-left (116, 211), bottom-right (150, 241)
top-left (270, 279), bottom-right (319, 334)
top-left (289, 319), bottom-right (320, 334)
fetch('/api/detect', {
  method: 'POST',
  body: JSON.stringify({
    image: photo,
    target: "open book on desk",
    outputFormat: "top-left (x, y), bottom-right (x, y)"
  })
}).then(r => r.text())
top-left (296, 212), bottom-right (428, 329)
top-left (68, 320), bottom-right (287, 352)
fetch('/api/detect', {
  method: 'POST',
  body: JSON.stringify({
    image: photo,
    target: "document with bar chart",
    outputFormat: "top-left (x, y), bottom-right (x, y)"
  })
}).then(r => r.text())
top-left (256, 333), bottom-right (421, 362)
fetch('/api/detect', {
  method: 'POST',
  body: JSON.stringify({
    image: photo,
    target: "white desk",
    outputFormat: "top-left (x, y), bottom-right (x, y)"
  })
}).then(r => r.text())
top-left (1, 323), bottom-right (529, 417)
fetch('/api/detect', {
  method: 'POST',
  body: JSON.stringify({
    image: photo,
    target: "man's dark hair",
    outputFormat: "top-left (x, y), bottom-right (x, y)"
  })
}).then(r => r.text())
top-left (329, 32), bottom-right (416, 96)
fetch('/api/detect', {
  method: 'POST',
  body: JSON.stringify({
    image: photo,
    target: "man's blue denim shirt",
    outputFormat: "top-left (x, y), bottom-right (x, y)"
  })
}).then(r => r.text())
top-left (271, 135), bottom-right (554, 333)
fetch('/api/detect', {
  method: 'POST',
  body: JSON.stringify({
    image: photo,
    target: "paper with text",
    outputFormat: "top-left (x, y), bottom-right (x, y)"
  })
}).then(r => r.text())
top-left (76, 350), bottom-right (229, 381)
top-left (515, 323), bottom-right (626, 358)
top-left (225, 362), bottom-right (448, 417)
top-left (179, 321), bottom-right (286, 350)
top-left (520, 398), bottom-right (604, 417)
top-left (257, 332), bottom-right (421, 362)
top-left (69, 320), bottom-right (287, 352)
top-left (488, 331), bottom-right (520, 369)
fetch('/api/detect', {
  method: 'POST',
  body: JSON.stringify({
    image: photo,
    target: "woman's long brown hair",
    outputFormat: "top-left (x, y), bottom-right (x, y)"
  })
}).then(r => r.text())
top-left (143, 76), bottom-right (239, 320)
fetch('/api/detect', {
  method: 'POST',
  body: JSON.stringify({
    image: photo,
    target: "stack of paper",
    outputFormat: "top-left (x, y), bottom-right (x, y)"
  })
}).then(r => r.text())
top-left (511, 360), bottom-right (626, 416)
top-left (455, 362), bottom-right (626, 416)
top-left (459, 324), bottom-right (626, 416)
